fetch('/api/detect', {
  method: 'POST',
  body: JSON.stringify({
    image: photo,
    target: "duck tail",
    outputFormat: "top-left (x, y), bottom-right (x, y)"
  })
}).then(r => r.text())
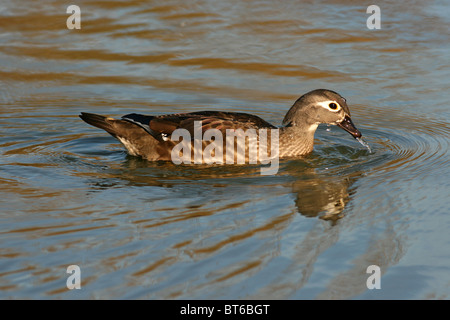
top-left (79, 112), bottom-right (120, 137)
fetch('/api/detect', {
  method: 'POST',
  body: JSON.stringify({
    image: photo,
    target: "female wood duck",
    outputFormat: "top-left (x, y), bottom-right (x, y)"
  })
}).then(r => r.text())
top-left (80, 89), bottom-right (362, 162)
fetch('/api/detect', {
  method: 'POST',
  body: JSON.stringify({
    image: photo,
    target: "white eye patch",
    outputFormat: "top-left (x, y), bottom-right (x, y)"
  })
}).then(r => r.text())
top-left (317, 100), bottom-right (342, 112)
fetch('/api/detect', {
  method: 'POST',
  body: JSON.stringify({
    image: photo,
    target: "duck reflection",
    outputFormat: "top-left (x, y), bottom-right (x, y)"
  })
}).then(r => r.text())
top-left (85, 155), bottom-right (359, 223)
top-left (80, 155), bottom-right (366, 298)
top-left (290, 169), bottom-right (353, 222)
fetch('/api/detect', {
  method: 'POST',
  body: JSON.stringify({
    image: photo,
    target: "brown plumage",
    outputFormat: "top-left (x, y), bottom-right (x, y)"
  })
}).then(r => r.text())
top-left (79, 89), bottom-right (362, 163)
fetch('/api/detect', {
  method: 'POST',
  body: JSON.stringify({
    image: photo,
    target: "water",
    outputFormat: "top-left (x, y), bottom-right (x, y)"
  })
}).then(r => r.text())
top-left (355, 137), bottom-right (371, 153)
top-left (1, 0), bottom-right (449, 299)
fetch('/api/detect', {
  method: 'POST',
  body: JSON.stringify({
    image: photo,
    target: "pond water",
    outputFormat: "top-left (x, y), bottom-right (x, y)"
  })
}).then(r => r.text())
top-left (0, 0), bottom-right (449, 299)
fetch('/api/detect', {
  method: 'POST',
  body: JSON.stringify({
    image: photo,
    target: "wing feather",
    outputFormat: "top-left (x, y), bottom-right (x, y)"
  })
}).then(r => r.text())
top-left (149, 111), bottom-right (276, 140)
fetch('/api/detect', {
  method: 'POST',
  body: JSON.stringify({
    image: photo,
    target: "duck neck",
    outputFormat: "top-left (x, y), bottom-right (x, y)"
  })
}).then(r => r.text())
top-left (278, 123), bottom-right (318, 157)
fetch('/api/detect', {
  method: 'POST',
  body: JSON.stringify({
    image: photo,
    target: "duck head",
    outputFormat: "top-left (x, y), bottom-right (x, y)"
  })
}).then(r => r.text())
top-left (283, 89), bottom-right (362, 139)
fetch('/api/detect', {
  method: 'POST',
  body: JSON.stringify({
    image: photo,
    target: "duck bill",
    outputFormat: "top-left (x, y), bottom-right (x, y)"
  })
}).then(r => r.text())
top-left (337, 115), bottom-right (362, 139)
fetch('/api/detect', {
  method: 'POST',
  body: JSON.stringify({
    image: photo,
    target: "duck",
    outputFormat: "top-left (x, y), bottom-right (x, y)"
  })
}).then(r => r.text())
top-left (79, 89), bottom-right (362, 163)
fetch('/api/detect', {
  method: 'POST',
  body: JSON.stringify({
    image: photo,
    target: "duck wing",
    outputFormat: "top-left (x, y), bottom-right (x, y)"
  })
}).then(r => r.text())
top-left (122, 111), bottom-right (277, 140)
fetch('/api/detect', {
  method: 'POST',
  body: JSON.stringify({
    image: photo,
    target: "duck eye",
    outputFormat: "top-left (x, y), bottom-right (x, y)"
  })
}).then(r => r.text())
top-left (329, 103), bottom-right (338, 110)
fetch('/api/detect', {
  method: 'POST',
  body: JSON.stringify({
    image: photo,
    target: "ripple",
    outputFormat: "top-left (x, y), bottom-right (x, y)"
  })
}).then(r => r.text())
top-left (374, 121), bottom-right (447, 178)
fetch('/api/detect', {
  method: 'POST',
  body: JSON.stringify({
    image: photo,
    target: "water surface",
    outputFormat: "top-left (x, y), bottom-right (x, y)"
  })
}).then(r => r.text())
top-left (0, 0), bottom-right (449, 299)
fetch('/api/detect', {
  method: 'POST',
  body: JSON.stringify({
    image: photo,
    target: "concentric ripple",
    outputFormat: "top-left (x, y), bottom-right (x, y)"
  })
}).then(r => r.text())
top-left (364, 116), bottom-right (448, 182)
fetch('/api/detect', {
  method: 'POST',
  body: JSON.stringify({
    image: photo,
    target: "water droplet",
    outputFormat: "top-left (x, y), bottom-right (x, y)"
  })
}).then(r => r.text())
top-left (356, 137), bottom-right (372, 153)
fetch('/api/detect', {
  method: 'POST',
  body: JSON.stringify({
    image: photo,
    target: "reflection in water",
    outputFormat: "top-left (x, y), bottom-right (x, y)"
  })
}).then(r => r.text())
top-left (89, 156), bottom-right (361, 224)
top-left (92, 156), bottom-right (365, 298)
top-left (291, 171), bottom-right (352, 222)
